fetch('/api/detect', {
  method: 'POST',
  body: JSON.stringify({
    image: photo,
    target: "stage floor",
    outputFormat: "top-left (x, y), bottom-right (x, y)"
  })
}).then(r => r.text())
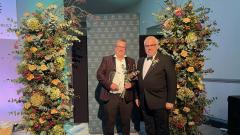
top-left (13, 123), bottom-right (226, 135)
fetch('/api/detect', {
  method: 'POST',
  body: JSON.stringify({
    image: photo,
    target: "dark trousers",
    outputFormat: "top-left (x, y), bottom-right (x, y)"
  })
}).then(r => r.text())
top-left (103, 94), bottom-right (133, 135)
top-left (142, 101), bottom-right (169, 135)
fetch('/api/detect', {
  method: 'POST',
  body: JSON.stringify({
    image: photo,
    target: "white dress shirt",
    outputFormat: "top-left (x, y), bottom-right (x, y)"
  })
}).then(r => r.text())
top-left (111, 55), bottom-right (126, 94)
top-left (142, 54), bottom-right (156, 79)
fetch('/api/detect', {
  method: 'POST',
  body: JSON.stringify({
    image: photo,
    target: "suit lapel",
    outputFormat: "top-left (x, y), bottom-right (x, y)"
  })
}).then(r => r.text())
top-left (139, 58), bottom-right (145, 80)
top-left (125, 57), bottom-right (129, 71)
top-left (144, 52), bottom-right (161, 80)
top-left (111, 55), bottom-right (116, 71)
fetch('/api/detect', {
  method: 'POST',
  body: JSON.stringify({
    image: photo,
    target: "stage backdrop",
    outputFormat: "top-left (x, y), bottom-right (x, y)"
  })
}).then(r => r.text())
top-left (0, 0), bottom-right (19, 122)
top-left (87, 14), bottom-right (139, 134)
top-left (0, 0), bottom-right (17, 40)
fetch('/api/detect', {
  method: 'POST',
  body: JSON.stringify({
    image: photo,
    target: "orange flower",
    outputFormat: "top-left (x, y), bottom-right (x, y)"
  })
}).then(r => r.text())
top-left (163, 18), bottom-right (174, 30)
top-left (25, 35), bottom-right (33, 42)
top-left (30, 113), bottom-right (36, 119)
top-left (180, 50), bottom-right (188, 57)
top-left (28, 64), bottom-right (37, 71)
top-left (60, 111), bottom-right (65, 116)
top-left (51, 109), bottom-right (58, 114)
top-left (184, 26), bottom-right (191, 30)
top-left (60, 93), bottom-right (66, 99)
top-left (39, 117), bottom-right (46, 124)
top-left (183, 18), bottom-right (191, 23)
top-left (51, 79), bottom-right (61, 85)
top-left (187, 67), bottom-right (195, 72)
top-left (30, 47), bottom-right (38, 53)
top-left (40, 64), bottom-right (48, 71)
top-left (26, 73), bottom-right (34, 81)
top-left (59, 49), bottom-right (65, 55)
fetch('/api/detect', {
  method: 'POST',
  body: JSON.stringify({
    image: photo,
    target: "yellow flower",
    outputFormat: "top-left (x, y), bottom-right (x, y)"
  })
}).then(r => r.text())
top-left (40, 64), bottom-right (48, 71)
top-left (183, 18), bottom-right (191, 23)
top-left (187, 67), bottom-right (195, 72)
top-left (49, 13), bottom-right (58, 21)
top-left (180, 50), bottom-right (188, 57)
top-left (52, 125), bottom-right (64, 134)
top-left (39, 117), bottom-right (46, 124)
top-left (28, 64), bottom-right (37, 71)
top-left (24, 12), bottom-right (30, 17)
top-left (51, 109), bottom-right (58, 114)
top-left (36, 2), bottom-right (44, 8)
top-left (183, 107), bottom-right (190, 113)
top-left (30, 93), bottom-right (45, 107)
top-left (50, 88), bottom-right (61, 100)
top-left (177, 87), bottom-right (195, 100)
top-left (26, 73), bottom-right (34, 81)
top-left (15, 31), bottom-right (20, 36)
top-left (197, 83), bottom-right (204, 91)
top-left (55, 57), bottom-right (65, 70)
top-left (186, 32), bottom-right (198, 43)
top-left (26, 18), bottom-right (42, 31)
top-left (24, 102), bottom-right (31, 110)
top-left (51, 79), bottom-right (61, 85)
top-left (30, 47), bottom-right (38, 53)
top-left (48, 4), bottom-right (57, 9)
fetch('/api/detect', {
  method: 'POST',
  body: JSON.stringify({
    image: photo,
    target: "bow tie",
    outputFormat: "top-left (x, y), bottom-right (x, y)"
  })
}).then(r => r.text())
top-left (147, 57), bottom-right (153, 61)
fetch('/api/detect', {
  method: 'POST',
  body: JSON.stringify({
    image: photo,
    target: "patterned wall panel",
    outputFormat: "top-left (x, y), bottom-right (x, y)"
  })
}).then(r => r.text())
top-left (87, 14), bottom-right (139, 134)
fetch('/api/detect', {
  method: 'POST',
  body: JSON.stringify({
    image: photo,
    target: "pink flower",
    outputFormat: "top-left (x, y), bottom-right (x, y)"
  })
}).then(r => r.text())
top-left (174, 8), bottom-right (184, 17)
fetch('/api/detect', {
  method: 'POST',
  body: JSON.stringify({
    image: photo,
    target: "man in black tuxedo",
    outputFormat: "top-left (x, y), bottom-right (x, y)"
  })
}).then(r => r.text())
top-left (97, 39), bottom-right (136, 135)
top-left (135, 36), bottom-right (177, 135)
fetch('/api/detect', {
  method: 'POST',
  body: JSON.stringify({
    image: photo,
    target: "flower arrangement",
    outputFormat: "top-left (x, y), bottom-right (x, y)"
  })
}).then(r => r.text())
top-left (11, 2), bottom-right (83, 134)
top-left (154, 0), bottom-right (219, 134)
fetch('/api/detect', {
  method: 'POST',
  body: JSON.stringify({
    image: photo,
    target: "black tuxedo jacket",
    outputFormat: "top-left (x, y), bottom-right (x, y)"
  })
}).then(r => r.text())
top-left (97, 55), bottom-right (136, 102)
top-left (137, 52), bottom-right (177, 110)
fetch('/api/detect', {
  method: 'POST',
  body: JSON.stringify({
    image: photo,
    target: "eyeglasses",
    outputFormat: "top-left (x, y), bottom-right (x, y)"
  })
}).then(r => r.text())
top-left (144, 44), bottom-right (157, 48)
top-left (116, 46), bottom-right (126, 49)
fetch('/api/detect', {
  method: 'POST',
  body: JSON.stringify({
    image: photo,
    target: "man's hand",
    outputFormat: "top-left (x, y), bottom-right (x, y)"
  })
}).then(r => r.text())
top-left (124, 83), bottom-right (132, 89)
top-left (110, 83), bottom-right (118, 91)
top-left (135, 99), bottom-right (140, 107)
top-left (165, 102), bottom-right (174, 110)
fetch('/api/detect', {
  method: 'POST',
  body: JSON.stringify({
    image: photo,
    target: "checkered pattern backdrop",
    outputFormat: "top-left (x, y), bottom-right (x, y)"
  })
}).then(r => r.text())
top-left (87, 13), bottom-right (139, 134)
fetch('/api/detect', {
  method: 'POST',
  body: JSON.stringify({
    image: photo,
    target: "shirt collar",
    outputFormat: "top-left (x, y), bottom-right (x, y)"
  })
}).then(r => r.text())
top-left (114, 54), bottom-right (127, 58)
top-left (146, 53), bottom-right (157, 60)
